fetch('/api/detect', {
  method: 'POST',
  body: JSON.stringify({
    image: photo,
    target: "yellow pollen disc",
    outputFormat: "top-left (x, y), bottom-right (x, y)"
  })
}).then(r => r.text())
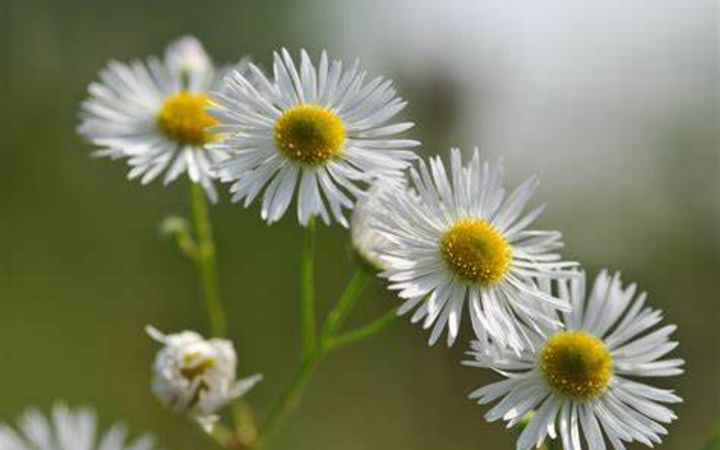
top-left (540, 331), bottom-right (613, 399)
top-left (157, 92), bottom-right (218, 145)
top-left (273, 104), bottom-right (346, 165)
top-left (440, 219), bottom-right (512, 284)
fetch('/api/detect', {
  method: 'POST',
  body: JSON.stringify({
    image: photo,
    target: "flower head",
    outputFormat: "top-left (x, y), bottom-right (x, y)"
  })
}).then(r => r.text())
top-left (77, 35), bottom-right (248, 202)
top-left (465, 270), bottom-right (684, 450)
top-left (0, 403), bottom-right (157, 450)
top-left (373, 148), bottom-right (577, 349)
top-left (209, 48), bottom-right (420, 226)
top-left (146, 326), bottom-right (262, 431)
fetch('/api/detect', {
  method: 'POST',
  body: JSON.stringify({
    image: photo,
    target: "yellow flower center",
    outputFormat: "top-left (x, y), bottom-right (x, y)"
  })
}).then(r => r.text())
top-left (440, 219), bottom-right (512, 284)
top-left (540, 331), bottom-right (613, 399)
top-left (179, 352), bottom-right (216, 408)
top-left (180, 352), bottom-right (216, 380)
top-left (157, 92), bottom-right (218, 145)
top-left (273, 104), bottom-right (346, 165)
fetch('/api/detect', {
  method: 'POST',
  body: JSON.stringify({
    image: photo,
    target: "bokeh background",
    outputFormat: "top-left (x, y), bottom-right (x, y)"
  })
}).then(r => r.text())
top-left (1, 0), bottom-right (718, 449)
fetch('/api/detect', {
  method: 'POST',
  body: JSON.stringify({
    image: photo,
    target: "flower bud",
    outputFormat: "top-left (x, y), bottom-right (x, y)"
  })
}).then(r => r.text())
top-left (350, 179), bottom-right (404, 271)
top-left (164, 36), bottom-right (212, 79)
top-left (146, 326), bottom-right (261, 431)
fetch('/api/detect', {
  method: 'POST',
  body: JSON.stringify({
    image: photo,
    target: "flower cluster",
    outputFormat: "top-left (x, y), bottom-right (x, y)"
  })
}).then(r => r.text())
top-left (73, 36), bottom-right (684, 450)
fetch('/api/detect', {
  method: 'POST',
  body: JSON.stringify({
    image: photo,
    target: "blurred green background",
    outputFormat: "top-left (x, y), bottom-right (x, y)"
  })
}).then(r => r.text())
top-left (1, 0), bottom-right (718, 449)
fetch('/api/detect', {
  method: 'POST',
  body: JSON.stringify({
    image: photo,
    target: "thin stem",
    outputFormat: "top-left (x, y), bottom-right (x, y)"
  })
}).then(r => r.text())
top-left (325, 308), bottom-right (397, 352)
top-left (300, 218), bottom-right (317, 356)
top-left (254, 219), bottom-right (320, 447)
top-left (189, 180), bottom-right (228, 337)
top-left (257, 353), bottom-right (321, 446)
top-left (256, 254), bottom-right (391, 448)
top-left (186, 182), bottom-right (258, 447)
top-left (321, 267), bottom-right (371, 341)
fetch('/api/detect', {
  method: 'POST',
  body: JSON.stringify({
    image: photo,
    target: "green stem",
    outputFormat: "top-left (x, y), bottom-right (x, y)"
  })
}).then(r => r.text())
top-left (186, 182), bottom-right (259, 447)
top-left (300, 218), bottom-right (317, 356)
top-left (189, 181), bottom-right (227, 337)
top-left (256, 307), bottom-right (397, 447)
top-left (256, 244), bottom-right (393, 448)
top-left (321, 267), bottom-right (371, 341)
top-left (257, 353), bottom-right (321, 446)
top-left (254, 219), bottom-right (320, 447)
top-left (324, 308), bottom-right (397, 352)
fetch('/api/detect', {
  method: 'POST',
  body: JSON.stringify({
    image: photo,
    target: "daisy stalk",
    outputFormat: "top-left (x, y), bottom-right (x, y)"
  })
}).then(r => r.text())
top-left (321, 266), bottom-right (373, 340)
top-left (300, 218), bottom-right (318, 354)
top-left (323, 308), bottom-right (397, 352)
top-left (162, 180), bottom-right (257, 448)
top-left (257, 221), bottom-right (397, 447)
top-left (158, 181), bottom-right (261, 450)
top-left (186, 183), bottom-right (270, 449)
top-left (189, 180), bottom-right (227, 337)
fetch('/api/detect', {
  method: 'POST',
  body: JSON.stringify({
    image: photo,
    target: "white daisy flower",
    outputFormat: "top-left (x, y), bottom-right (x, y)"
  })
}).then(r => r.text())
top-left (78, 35), bottom-right (247, 202)
top-left (0, 403), bottom-right (157, 450)
top-left (146, 326), bottom-right (262, 432)
top-left (350, 178), bottom-right (405, 271)
top-left (374, 148), bottom-right (577, 348)
top-left (465, 270), bottom-right (684, 450)
top-left (209, 48), bottom-right (420, 226)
